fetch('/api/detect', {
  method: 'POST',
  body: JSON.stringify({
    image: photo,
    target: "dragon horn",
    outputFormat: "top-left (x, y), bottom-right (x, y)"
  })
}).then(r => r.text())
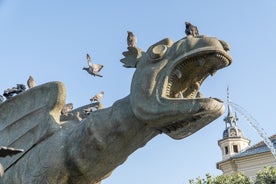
top-left (120, 47), bottom-right (145, 68)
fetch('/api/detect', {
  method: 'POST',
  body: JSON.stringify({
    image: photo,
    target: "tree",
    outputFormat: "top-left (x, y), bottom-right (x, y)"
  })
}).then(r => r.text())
top-left (255, 166), bottom-right (276, 184)
top-left (188, 166), bottom-right (276, 184)
top-left (189, 173), bottom-right (252, 184)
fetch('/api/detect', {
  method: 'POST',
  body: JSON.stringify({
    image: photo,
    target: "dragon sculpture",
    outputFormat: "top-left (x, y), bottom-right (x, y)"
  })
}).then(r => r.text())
top-left (0, 34), bottom-right (232, 184)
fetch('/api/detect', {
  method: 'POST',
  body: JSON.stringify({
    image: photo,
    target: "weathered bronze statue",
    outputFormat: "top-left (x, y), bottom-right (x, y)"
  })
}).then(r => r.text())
top-left (0, 34), bottom-right (232, 184)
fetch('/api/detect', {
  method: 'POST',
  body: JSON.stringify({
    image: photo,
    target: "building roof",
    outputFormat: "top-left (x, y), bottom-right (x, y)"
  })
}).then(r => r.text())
top-left (231, 134), bottom-right (276, 159)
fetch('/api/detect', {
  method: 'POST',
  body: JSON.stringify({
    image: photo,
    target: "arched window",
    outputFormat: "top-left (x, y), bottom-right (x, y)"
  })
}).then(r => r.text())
top-left (224, 146), bottom-right (229, 154)
top-left (233, 145), bottom-right (238, 153)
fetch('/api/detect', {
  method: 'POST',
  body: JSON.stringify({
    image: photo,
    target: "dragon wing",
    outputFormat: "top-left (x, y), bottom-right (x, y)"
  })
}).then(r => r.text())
top-left (0, 81), bottom-right (66, 170)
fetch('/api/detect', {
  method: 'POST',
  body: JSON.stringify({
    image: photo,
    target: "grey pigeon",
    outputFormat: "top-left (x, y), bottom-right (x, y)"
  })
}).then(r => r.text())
top-left (0, 146), bottom-right (24, 177)
top-left (0, 146), bottom-right (24, 157)
top-left (75, 112), bottom-right (82, 122)
top-left (83, 54), bottom-right (104, 77)
top-left (127, 31), bottom-right (137, 47)
top-left (27, 76), bottom-right (36, 88)
top-left (185, 21), bottom-right (199, 37)
top-left (83, 106), bottom-right (94, 115)
top-left (90, 91), bottom-right (104, 102)
top-left (3, 84), bottom-right (26, 99)
top-left (61, 103), bottom-right (73, 116)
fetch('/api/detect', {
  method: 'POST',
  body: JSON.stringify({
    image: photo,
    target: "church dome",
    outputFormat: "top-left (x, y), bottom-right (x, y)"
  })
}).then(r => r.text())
top-left (223, 126), bottom-right (244, 138)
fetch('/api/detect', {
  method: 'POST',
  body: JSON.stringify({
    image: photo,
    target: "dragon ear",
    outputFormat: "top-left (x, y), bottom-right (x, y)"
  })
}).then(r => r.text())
top-left (120, 47), bottom-right (145, 68)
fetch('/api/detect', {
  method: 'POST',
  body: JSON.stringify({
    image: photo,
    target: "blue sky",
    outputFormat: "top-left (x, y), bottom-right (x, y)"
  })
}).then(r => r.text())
top-left (1, 1), bottom-right (276, 184)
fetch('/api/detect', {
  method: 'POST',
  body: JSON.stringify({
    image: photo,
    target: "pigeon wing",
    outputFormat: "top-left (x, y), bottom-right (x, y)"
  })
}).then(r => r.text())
top-left (92, 63), bottom-right (104, 73)
top-left (86, 54), bottom-right (93, 67)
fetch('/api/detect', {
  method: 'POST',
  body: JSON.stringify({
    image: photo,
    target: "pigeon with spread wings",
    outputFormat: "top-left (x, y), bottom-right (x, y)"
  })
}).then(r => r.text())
top-left (83, 54), bottom-right (104, 77)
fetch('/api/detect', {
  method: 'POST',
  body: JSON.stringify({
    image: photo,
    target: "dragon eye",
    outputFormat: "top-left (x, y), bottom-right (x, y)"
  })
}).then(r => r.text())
top-left (149, 44), bottom-right (167, 61)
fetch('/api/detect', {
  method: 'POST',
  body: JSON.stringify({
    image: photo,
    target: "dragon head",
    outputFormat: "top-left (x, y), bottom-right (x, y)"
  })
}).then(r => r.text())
top-left (121, 35), bottom-right (232, 140)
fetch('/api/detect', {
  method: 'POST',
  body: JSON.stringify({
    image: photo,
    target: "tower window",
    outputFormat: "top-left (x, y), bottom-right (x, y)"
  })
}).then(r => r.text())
top-left (233, 145), bottom-right (239, 153)
top-left (224, 146), bottom-right (229, 154)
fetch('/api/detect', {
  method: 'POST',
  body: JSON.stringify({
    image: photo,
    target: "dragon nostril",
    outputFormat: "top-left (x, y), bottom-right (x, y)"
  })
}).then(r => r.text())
top-left (150, 45), bottom-right (167, 60)
top-left (219, 40), bottom-right (230, 51)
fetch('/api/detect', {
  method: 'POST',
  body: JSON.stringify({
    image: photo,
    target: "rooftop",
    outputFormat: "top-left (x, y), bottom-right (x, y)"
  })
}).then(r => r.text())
top-left (231, 134), bottom-right (276, 158)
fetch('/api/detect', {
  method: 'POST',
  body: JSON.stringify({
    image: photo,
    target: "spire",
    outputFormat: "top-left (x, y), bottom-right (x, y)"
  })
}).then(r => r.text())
top-left (223, 86), bottom-right (238, 128)
top-left (218, 87), bottom-right (250, 161)
top-left (226, 86), bottom-right (232, 118)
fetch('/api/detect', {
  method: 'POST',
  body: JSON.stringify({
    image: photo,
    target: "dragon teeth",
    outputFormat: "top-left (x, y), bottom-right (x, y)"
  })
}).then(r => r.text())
top-left (175, 92), bottom-right (184, 99)
top-left (173, 69), bottom-right (182, 79)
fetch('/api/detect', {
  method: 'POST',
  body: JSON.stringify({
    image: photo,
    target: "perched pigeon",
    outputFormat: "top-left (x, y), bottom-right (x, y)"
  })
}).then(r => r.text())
top-left (83, 106), bottom-right (94, 115)
top-left (0, 146), bottom-right (24, 177)
top-left (83, 54), bottom-right (104, 77)
top-left (90, 91), bottom-right (104, 102)
top-left (127, 31), bottom-right (137, 47)
top-left (75, 111), bottom-right (82, 122)
top-left (27, 76), bottom-right (36, 88)
top-left (185, 22), bottom-right (199, 37)
top-left (3, 84), bottom-right (26, 99)
top-left (0, 146), bottom-right (24, 157)
top-left (61, 103), bottom-right (73, 116)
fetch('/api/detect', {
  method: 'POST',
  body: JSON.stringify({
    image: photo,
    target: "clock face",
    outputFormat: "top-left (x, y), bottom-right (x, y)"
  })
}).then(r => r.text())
top-left (230, 129), bottom-right (237, 137)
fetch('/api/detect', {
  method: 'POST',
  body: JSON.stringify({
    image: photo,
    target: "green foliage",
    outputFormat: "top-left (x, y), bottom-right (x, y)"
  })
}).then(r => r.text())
top-left (255, 166), bottom-right (276, 184)
top-left (189, 173), bottom-right (251, 184)
top-left (189, 166), bottom-right (276, 184)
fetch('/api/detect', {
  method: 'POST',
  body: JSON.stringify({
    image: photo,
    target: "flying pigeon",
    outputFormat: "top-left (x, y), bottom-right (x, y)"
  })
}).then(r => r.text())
top-left (90, 91), bottom-right (104, 102)
top-left (185, 22), bottom-right (199, 37)
top-left (127, 31), bottom-right (137, 47)
top-left (83, 54), bottom-right (104, 77)
top-left (27, 76), bottom-right (36, 88)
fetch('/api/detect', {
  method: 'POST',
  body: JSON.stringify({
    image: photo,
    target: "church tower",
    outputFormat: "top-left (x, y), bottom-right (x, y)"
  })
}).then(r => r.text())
top-left (218, 88), bottom-right (250, 160)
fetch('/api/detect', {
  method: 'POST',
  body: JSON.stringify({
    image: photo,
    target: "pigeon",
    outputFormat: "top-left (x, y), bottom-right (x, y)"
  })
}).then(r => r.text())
top-left (83, 106), bottom-right (94, 115)
top-left (27, 76), bottom-right (36, 88)
top-left (127, 31), bottom-right (137, 47)
top-left (75, 111), bottom-right (82, 122)
top-left (90, 91), bottom-right (104, 102)
top-left (61, 103), bottom-right (73, 116)
top-left (0, 146), bottom-right (24, 157)
top-left (83, 54), bottom-right (104, 77)
top-left (3, 84), bottom-right (26, 100)
top-left (185, 22), bottom-right (199, 37)
top-left (0, 146), bottom-right (24, 177)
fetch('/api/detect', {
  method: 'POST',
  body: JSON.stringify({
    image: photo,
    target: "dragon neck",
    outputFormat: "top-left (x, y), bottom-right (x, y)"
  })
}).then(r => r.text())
top-left (65, 96), bottom-right (159, 183)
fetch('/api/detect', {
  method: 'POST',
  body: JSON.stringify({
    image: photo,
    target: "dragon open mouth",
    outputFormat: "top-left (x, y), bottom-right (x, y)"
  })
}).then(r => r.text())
top-left (165, 51), bottom-right (230, 99)
top-left (160, 51), bottom-right (231, 138)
